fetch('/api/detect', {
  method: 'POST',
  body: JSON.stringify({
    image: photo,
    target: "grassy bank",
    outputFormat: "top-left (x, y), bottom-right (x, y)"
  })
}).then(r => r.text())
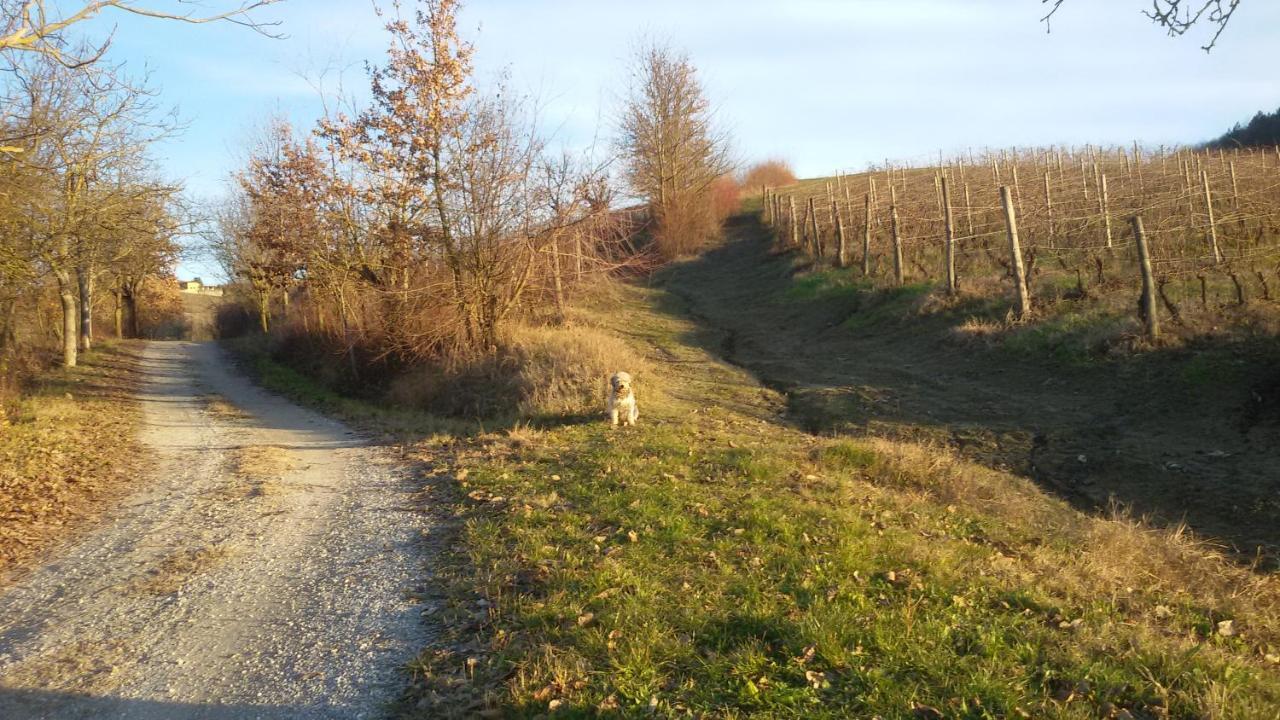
top-left (0, 342), bottom-right (146, 576)
top-left (396, 279), bottom-right (1280, 718)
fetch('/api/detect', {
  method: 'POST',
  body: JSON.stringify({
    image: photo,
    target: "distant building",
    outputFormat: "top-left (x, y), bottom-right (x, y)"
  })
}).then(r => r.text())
top-left (178, 278), bottom-right (224, 297)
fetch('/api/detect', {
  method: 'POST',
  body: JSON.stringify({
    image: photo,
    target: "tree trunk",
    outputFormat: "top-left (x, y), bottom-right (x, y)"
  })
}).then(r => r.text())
top-left (58, 280), bottom-right (78, 368)
top-left (123, 282), bottom-right (141, 338)
top-left (574, 233), bottom-right (583, 281)
top-left (77, 266), bottom-right (93, 352)
top-left (550, 237), bottom-right (566, 323)
top-left (258, 288), bottom-right (270, 334)
top-left (0, 297), bottom-right (16, 353)
top-left (113, 285), bottom-right (124, 339)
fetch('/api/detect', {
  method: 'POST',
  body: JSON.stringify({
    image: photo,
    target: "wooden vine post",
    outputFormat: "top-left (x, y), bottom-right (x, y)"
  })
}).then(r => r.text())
top-left (890, 185), bottom-right (904, 286)
top-left (788, 195), bottom-right (799, 248)
top-left (832, 199), bottom-right (847, 267)
top-left (1043, 171), bottom-right (1054, 240)
top-left (999, 186), bottom-right (1031, 319)
top-left (807, 196), bottom-right (822, 258)
top-left (1099, 173), bottom-right (1113, 248)
top-left (1131, 216), bottom-right (1160, 340)
top-left (942, 176), bottom-right (956, 294)
top-left (1201, 170), bottom-right (1223, 264)
top-left (862, 193), bottom-right (872, 276)
top-left (1229, 161), bottom-right (1240, 209)
top-left (963, 182), bottom-right (974, 236)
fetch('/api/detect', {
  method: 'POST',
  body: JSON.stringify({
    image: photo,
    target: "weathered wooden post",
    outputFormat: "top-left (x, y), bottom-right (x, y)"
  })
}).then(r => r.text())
top-left (807, 196), bottom-right (822, 258)
top-left (963, 182), bottom-right (974, 236)
top-left (1131, 216), bottom-right (1160, 340)
top-left (789, 195), bottom-right (799, 248)
top-left (869, 176), bottom-right (878, 228)
top-left (1011, 164), bottom-right (1022, 214)
top-left (1099, 173), bottom-right (1113, 248)
top-left (1043, 171), bottom-right (1054, 241)
top-left (1200, 170), bottom-right (1223, 264)
top-left (1229, 161), bottom-right (1240, 209)
top-left (890, 185), bottom-right (904, 286)
top-left (832, 199), bottom-right (847, 268)
top-left (762, 185), bottom-right (770, 224)
top-left (942, 176), bottom-right (956, 294)
top-left (999, 186), bottom-right (1030, 319)
top-left (862, 193), bottom-right (872, 276)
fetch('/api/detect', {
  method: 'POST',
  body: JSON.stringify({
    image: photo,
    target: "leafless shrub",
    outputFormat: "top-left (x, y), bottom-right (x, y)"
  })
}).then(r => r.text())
top-left (617, 40), bottom-right (733, 259)
top-left (742, 159), bottom-right (797, 190)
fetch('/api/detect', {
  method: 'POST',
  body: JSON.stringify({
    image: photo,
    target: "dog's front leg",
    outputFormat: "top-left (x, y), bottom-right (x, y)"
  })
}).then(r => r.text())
top-left (609, 405), bottom-right (620, 426)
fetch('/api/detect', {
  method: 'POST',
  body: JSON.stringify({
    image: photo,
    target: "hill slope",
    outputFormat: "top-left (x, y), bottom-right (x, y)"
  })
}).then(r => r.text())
top-left (666, 214), bottom-right (1280, 561)
top-left (393, 219), bottom-right (1280, 718)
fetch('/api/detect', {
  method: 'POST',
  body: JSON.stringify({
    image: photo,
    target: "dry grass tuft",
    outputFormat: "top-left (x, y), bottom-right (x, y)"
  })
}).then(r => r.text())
top-left (130, 544), bottom-right (231, 595)
top-left (204, 394), bottom-right (249, 419)
top-left (504, 323), bottom-right (649, 417)
top-left (15, 638), bottom-right (132, 692)
top-left (948, 316), bottom-right (1005, 346)
top-left (862, 437), bottom-right (1280, 643)
top-left (387, 320), bottom-right (649, 420)
top-left (233, 445), bottom-right (299, 479)
top-left (223, 445), bottom-right (300, 499)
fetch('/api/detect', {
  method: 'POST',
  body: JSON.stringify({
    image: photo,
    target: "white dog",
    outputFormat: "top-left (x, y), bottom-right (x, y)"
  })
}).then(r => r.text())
top-left (607, 371), bottom-right (639, 427)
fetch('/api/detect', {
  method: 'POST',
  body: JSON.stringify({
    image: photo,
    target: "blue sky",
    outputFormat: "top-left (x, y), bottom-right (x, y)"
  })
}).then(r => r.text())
top-left (69, 0), bottom-right (1280, 280)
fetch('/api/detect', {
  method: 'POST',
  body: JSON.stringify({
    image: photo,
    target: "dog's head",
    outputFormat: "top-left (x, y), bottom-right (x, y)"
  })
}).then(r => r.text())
top-left (610, 371), bottom-right (633, 396)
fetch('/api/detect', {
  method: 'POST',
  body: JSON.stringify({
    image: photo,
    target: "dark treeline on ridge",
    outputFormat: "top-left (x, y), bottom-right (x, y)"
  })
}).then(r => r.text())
top-left (1208, 106), bottom-right (1280, 148)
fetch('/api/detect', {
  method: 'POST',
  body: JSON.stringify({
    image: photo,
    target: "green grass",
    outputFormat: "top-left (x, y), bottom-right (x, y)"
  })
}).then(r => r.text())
top-left (840, 282), bottom-right (935, 333)
top-left (1000, 308), bottom-right (1135, 365)
top-left (399, 282), bottom-right (1280, 719)
top-left (782, 269), bottom-right (872, 302)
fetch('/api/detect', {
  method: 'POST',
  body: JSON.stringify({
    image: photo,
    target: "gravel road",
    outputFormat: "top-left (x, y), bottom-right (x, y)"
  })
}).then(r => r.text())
top-left (0, 341), bottom-right (430, 719)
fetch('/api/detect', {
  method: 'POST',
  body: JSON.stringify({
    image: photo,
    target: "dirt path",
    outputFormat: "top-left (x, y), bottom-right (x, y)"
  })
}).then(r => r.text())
top-left (0, 342), bottom-right (430, 719)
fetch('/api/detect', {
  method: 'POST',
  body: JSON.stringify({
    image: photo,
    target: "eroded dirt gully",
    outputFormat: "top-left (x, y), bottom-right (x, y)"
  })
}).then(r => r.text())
top-left (661, 216), bottom-right (1280, 567)
top-left (0, 342), bottom-right (431, 719)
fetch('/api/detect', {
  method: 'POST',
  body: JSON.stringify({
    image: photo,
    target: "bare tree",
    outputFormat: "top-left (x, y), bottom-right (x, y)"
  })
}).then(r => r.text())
top-left (4, 53), bottom-right (174, 366)
top-left (1, 0), bottom-right (284, 67)
top-left (617, 40), bottom-right (732, 259)
top-left (1042, 0), bottom-right (1243, 50)
top-left (211, 0), bottom-right (627, 368)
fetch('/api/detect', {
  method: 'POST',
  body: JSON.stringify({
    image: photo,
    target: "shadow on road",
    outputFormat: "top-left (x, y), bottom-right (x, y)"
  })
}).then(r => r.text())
top-left (0, 687), bottom-right (321, 720)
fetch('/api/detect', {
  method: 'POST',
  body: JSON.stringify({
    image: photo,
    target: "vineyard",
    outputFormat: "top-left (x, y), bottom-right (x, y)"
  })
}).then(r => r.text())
top-left (761, 145), bottom-right (1280, 343)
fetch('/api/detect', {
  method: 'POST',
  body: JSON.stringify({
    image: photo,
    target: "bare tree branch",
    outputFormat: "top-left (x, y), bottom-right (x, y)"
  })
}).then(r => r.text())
top-left (1041, 0), bottom-right (1242, 51)
top-left (2, 1), bottom-right (285, 67)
